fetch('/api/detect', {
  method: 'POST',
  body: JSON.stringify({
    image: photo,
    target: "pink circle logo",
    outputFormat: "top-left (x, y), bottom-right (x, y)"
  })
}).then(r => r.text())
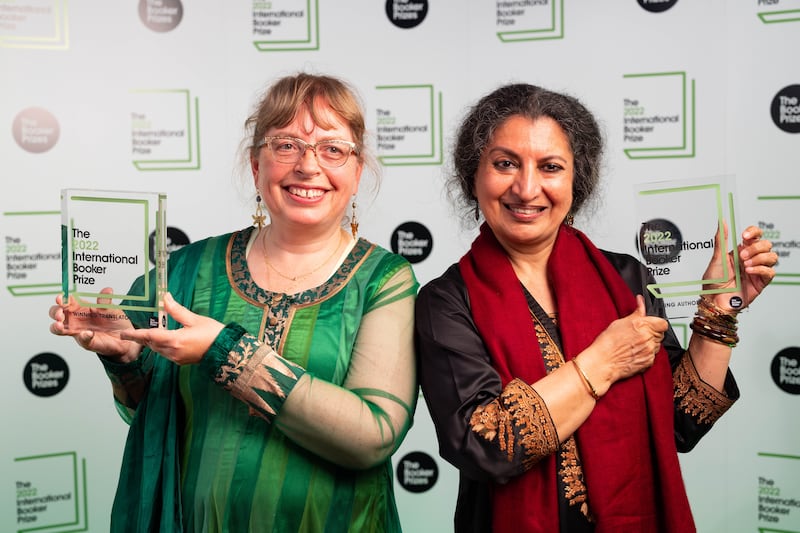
top-left (12, 107), bottom-right (60, 153)
top-left (138, 0), bottom-right (183, 32)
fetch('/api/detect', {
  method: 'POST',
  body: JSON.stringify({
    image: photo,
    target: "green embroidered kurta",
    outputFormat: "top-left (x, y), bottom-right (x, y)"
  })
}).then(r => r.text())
top-left (103, 227), bottom-right (418, 533)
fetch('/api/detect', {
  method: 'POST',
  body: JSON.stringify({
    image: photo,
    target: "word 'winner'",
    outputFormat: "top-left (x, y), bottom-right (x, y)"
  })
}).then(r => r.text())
top-left (71, 227), bottom-right (139, 285)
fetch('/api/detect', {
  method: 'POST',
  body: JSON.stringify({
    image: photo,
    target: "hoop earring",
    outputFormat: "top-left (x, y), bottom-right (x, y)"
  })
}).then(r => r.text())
top-left (350, 198), bottom-right (359, 238)
top-left (252, 194), bottom-right (266, 230)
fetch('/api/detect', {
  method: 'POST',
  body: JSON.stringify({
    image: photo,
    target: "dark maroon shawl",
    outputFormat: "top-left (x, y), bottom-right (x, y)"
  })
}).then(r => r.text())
top-left (459, 223), bottom-right (694, 533)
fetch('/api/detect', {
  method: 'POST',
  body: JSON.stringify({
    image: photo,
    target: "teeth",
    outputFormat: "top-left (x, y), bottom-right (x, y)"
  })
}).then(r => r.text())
top-left (288, 187), bottom-right (324, 198)
top-left (510, 206), bottom-right (542, 215)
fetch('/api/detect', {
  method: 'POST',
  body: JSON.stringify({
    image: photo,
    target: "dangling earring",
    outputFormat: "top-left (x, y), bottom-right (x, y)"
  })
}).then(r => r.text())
top-left (474, 203), bottom-right (480, 221)
top-left (252, 193), bottom-right (266, 230)
top-left (565, 213), bottom-right (574, 226)
top-left (350, 198), bottom-right (359, 238)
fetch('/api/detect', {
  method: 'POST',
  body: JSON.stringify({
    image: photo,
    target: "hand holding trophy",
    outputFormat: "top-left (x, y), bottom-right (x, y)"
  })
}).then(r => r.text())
top-left (52, 189), bottom-right (168, 361)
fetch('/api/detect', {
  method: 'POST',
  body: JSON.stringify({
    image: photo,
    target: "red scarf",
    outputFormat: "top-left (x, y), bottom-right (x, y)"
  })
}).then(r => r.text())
top-left (459, 223), bottom-right (695, 533)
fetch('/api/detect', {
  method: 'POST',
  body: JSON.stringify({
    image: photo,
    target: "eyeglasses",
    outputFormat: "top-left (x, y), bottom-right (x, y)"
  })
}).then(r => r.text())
top-left (257, 136), bottom-right (359, 168)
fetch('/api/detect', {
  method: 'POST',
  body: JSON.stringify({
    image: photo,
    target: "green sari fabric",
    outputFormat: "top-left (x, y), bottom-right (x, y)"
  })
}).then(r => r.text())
top-left (110, 227), bottom-right (417, 532)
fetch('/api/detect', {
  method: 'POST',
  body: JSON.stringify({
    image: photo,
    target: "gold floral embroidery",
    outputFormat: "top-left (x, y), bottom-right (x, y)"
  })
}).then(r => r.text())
top-left (215, 335), bottom-right (304, 422)
top-left (560, 437), bottom-right (592, 519)
top-left (470, 379), bottom-right (558, 469)
top-left (471, 400), bottom-right (513, 453)
top-left (530, 308), bottom-right (592, 520)
top-left (674, 351), bottom-right (734, 424)
top-left (535, 318), bottom-right (562, 370)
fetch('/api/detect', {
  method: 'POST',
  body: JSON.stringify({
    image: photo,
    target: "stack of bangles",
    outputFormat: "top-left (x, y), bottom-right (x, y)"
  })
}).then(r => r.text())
top-left (689, 296), bottom-right (739, 347)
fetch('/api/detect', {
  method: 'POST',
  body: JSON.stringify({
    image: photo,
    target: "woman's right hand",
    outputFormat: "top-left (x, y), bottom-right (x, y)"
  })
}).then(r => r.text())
top-left (576, 295), bottom-right (668, 396)
top-left (48, 292), bottom-right (142, 363)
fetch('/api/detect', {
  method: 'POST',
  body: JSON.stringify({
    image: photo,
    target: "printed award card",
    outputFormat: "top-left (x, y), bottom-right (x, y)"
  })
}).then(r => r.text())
top-left (61, 189), bottom-right (167, 332)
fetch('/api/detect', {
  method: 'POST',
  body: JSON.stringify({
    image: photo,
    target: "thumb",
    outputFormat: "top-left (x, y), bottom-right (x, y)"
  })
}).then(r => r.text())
top-left (77, 329), bottom-right (95, 348)
top-left (634, 294), bottom-right (647, 317)
top-left (163, 293), bottom-right (194, 327)
top-left (709, 220), bottom-right (729, 265)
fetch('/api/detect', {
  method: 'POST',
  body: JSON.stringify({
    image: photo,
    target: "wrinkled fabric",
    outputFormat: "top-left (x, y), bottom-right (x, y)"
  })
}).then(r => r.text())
top-left (110, 227), bottom-right (418, 532)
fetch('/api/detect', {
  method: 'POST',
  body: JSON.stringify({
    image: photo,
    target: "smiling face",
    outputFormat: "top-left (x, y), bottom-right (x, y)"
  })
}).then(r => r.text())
top-left (251, 101), bottom-right (362, 234)
top-left (475, 115), bottom-right (574, 254)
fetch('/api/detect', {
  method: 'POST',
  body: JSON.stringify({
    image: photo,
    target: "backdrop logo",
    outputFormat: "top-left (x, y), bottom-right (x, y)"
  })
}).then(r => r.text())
top-left (23, 353), bottom-right (69, 397)
top-left (138, 0), bottom-right (183, 32)
top-left (637, 0), bottom-right (678, 13)
top-left (391, 222), bottom-right (432, 264)
top-left (637, 218), bottom-right (683, 265)
top-left (771, 347), bottom-right (800, 394)
top-left (12, 107), bottom-right (60, 153)
top-left (149, 226), bottom-right (191, 265)
top-left (771, 84), bottom-right (800, 134)
top-left (396, 451), bottom-right (438, 493)
top-left (385, 0), bottom-right (428, 29)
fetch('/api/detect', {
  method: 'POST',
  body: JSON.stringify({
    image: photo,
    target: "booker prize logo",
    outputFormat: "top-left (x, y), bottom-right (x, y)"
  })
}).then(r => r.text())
top-left (637, 0), bottom-right (678, 13)
top-left (638, 218), bottom-right (683, 265)
top-left (385, 0), bottom-right (428, 29)
top-left (138, 0), bottom-right (183, 32)
top-left (23, 353), bottom-right (69, 397)
top-left (149, 226), bottom-right (191, 265)
top-left (771, 84), bottom-right (800, 134)
top-left (391, 222), bottom-right (432, 264)
top-left (12, 107), bottom-right (60, 153)
top-left (771, 347), bottom-right (800, 394)
top-left (396, 451), bottom-right (438, 493)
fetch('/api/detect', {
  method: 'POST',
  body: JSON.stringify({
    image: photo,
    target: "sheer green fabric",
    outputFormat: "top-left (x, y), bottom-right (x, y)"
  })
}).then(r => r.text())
top-left (106, 227), bottom-right (418, 532)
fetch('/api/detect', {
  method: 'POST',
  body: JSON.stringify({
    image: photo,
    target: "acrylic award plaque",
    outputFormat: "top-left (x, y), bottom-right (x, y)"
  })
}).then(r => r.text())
top-left (634, 176), bottom-right (743, 320)
top-left (61, 189), bottom-right (167, 331)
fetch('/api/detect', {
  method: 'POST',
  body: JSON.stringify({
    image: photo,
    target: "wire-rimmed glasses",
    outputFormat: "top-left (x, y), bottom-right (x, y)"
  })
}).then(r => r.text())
top-left (257, 136), bottom-right (359, 168)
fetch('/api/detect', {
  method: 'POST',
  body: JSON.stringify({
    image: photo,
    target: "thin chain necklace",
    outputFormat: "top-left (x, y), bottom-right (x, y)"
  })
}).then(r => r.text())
top-left (261, 227), bottom-right (345, 283)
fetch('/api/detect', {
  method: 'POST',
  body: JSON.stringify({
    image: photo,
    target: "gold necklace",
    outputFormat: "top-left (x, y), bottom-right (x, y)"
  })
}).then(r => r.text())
top-left (261, 227), bottom-right (345, 282)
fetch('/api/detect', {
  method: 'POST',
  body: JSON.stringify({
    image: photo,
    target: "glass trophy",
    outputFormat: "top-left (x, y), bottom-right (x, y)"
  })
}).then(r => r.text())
top-left (61, 189), bottom-right (167, 332)
top-left (633, 176), bottom-right (742, 320)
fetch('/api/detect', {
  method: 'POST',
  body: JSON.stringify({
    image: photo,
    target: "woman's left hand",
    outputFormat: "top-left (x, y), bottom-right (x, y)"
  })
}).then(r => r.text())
top-left (120, 292), bottom-right (225, 365)
top-left (703, 224), bottom-right (777, 311)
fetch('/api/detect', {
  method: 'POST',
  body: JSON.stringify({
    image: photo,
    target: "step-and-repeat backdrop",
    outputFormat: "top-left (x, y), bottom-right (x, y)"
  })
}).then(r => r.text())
top-left (2, 1), bottom-right (799, 531)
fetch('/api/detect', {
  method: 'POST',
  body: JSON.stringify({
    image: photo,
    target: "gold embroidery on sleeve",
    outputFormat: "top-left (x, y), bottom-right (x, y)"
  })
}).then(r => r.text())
top-left (674, 351), bottom-right (735, 424)
top-left (216, 338), bottom-right (303, 420)
top-left (470, 379), bottom-right (558, 469)
top-left (471, 303), bottom-right (595, 520)
top-left (471, 399), bottom-right (513, 454)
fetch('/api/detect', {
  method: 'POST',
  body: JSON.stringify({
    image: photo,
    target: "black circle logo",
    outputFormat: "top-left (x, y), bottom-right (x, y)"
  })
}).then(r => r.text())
top-left (138, 0), bottom-right (183, 33)
top-left (771, 85), bottom-right (800, 134)
top-left (396, 451), bottom-right (438, 493)
top-left (149, 226), bottom-right (191, 265)
top-left (771, 347), bottom-right (800, 395)
top-left (385, 0), bottom-right (428, 29)
top-left (23, 353), bottom-right (69, 397)
top-left (638, 218), bottom-right (683, 266)
top-left (391, 222), bottom-right (433, 264)
top-left (637, 0), bottom-right (678, 13)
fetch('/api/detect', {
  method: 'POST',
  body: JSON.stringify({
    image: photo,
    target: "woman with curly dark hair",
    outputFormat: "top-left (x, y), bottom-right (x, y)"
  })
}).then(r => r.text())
top-left (415, 83), bottom-right (777, 533)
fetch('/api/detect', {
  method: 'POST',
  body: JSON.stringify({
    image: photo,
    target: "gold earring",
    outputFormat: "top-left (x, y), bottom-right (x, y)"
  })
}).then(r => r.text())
top-left (253, 194), bottom-right (266, 229)
top-left (350, 198), bottom-right (359, 238)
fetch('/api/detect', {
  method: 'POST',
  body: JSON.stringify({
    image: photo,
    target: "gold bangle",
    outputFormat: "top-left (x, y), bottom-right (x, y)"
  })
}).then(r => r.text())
top-left (572, 359), bottom-right (600, 401)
